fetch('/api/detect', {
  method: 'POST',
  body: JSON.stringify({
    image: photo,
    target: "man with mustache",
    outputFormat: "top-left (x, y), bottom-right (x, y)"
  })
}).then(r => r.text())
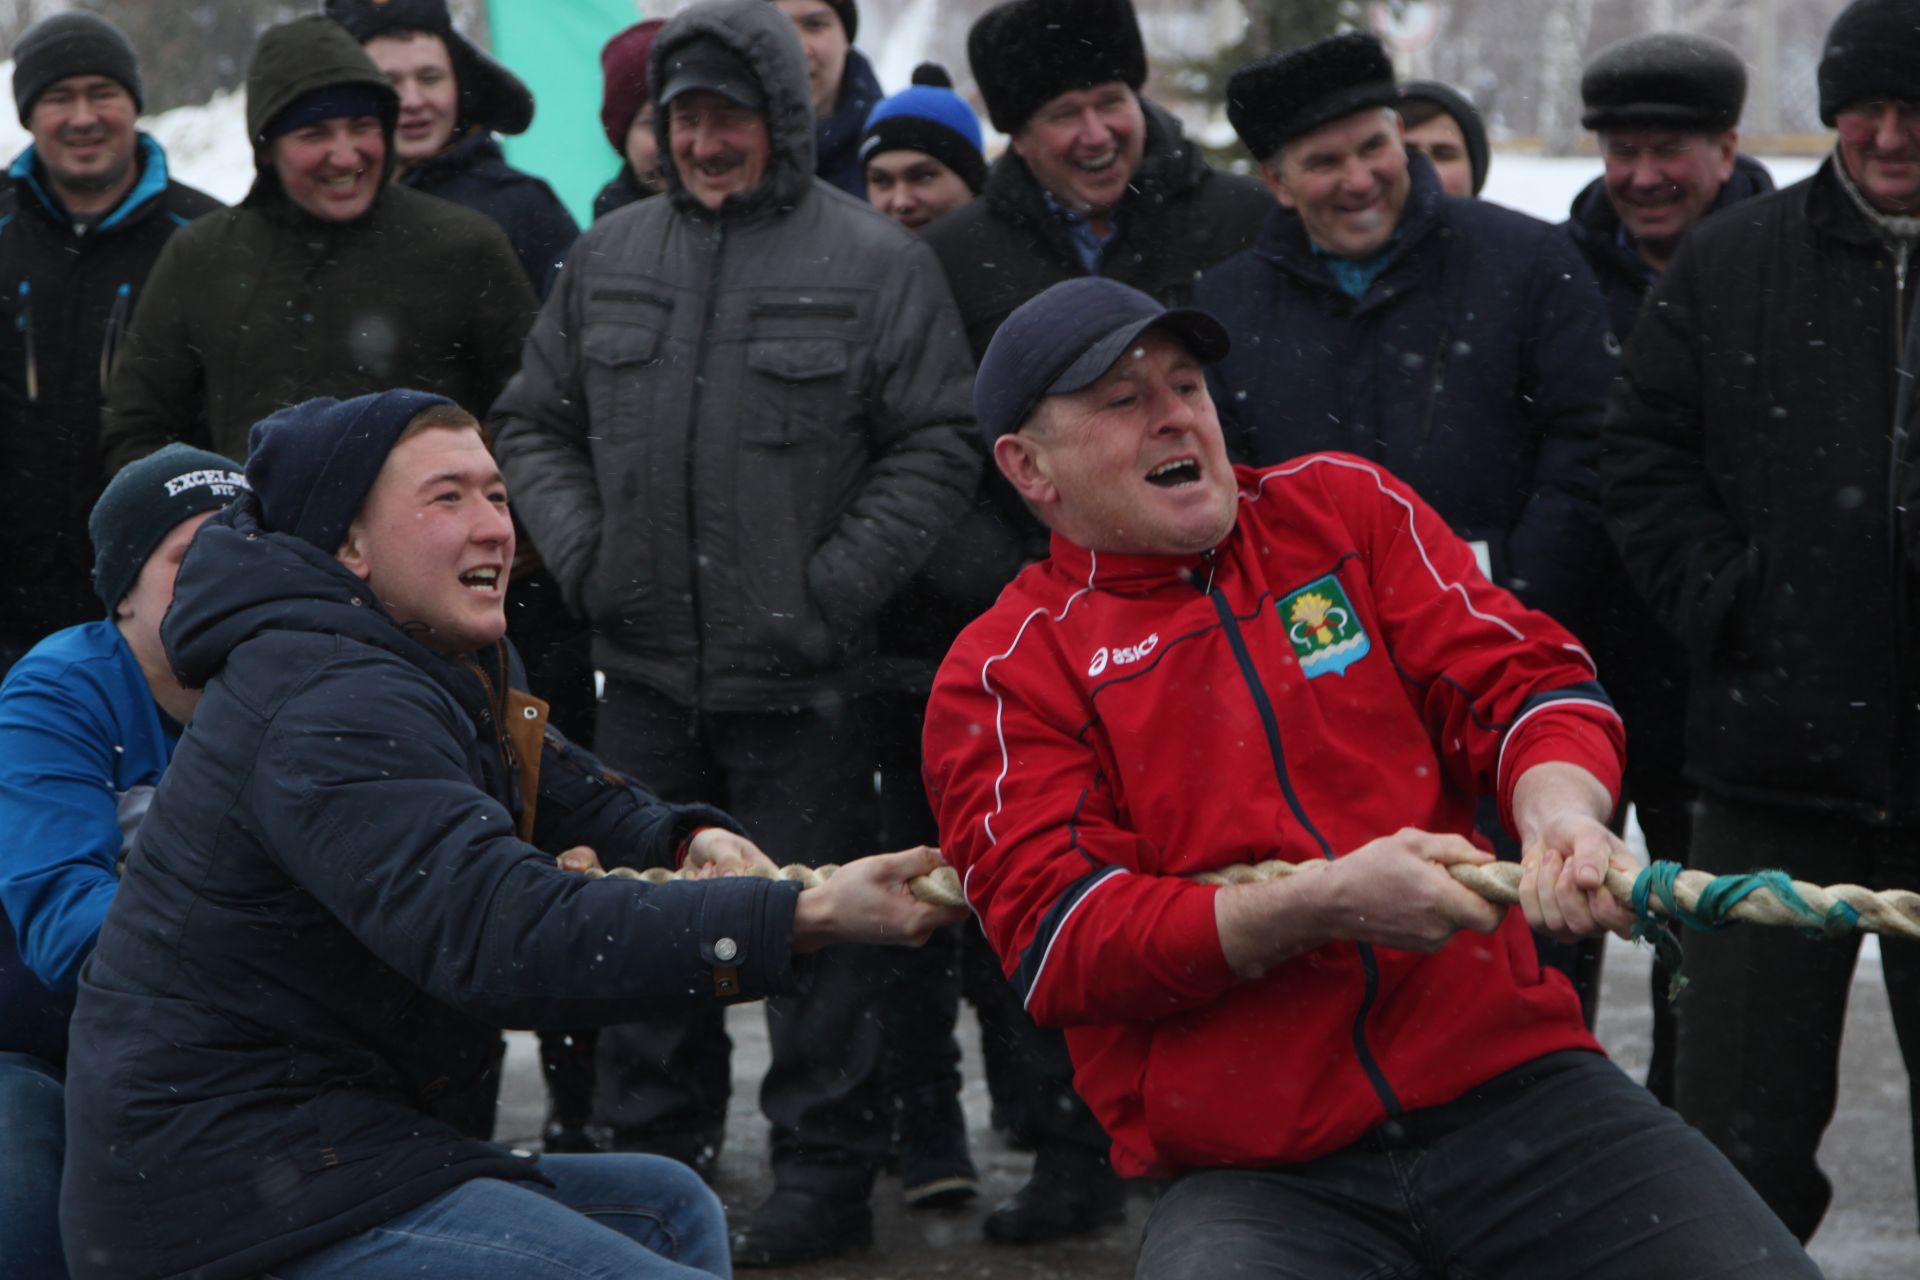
top-left (1605, 0), bottom-right (1920, 1242)
top-left (1564, 30), bottom-right (1774, 1109)
top-left (491, 0), bottom-right (978, 1265)
top-left (0, 11), bottom-right (219, 674)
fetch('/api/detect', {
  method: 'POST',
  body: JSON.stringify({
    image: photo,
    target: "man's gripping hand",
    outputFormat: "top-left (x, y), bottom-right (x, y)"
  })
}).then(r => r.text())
top-left (791, 845), bottom-right (969, 953)
top-left (1217, 829), bottom-right (1504, 978)
top-left (1513, 762), bottom-right (1638, 941)
top-left (681, 828), bottom-right (779, 878)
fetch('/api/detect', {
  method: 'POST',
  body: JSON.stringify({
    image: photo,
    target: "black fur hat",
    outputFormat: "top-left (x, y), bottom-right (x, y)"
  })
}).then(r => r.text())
top-left (968, 0), bottom-right (1148, 135)
top-left (1580, 33), bottom-right (1747, 133)
top-left (1818, 0), bottom-right (1920, 125)
top-left (324, 0), bottom-right (535, 136)
top-left (1227, 32), bottom-right (1399, 164)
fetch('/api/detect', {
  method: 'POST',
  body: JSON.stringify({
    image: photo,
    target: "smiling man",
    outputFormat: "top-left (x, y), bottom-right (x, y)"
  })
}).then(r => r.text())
top-left (56, 390), bottom-right (963, 1280)
top-left (922, 277), bottom-right (1815, 1279)
top-left (327, 0), bottom-right (578, 298)
top-left (491, 1), bottom-right (979, 1264)
top-left (0, 12), bottom-right (220, 673)
top-left (99, 16), bottom-right (536, 473)
top-left (1604, 0), bottom-right (1920, 1242)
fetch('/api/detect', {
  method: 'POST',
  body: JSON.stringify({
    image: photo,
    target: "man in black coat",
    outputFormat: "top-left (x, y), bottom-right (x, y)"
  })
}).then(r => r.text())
top-left (56, 389), bottom-right (962, 1280)
top-left (1565, 30), bottom-right (1775, 1107)
top-left (0, 12), bottom-right (219, 671)
top-left (327, 0), bottom-right (578, 299)
top-left (910, 0), bottom-right (1270, 1246)
top-left (1604, 0), bottom-right (1920, 1242)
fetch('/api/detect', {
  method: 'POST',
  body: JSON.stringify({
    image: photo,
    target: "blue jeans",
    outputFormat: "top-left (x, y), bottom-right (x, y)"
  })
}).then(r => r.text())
top-left (266, 1154), bottom-right (731, 1278)
top-left (1134, 1050), bottom-right (1817, 1279)
top-left (0, 1051), bottom-right (67, 1278)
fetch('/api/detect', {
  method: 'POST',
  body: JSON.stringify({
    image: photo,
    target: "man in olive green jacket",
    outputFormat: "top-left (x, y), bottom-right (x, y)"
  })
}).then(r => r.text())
top-left (100, 15), bottom-right (536, 471)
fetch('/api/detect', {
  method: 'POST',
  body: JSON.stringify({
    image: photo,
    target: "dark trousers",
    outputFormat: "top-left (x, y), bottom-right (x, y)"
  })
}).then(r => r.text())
top-left (592, 678), bottom-right (886, 1196)
top-left (1676, 793), bottom-right (1920, 1241)
top-left (1628, 769), bottom-right (1695, 1106)
top-left (1135, 1050), bottom-right (1816, 1279)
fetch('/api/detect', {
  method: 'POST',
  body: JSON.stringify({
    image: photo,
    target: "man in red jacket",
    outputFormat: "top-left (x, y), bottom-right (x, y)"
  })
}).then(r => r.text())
top-left (921, 278), bottom-right (1815, 1278)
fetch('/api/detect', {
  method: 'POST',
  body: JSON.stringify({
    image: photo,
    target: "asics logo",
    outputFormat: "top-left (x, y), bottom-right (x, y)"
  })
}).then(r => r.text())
top-left (1088, 632), bottom-right (1158, 677)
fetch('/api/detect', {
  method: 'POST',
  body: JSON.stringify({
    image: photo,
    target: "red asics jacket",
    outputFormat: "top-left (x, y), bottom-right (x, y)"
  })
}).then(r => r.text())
top-left (923, 455), bottom-right (1623, 1177)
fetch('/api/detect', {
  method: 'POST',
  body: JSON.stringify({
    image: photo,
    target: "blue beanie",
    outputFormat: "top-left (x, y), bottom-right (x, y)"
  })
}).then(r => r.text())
top-left (245, 390), bottom-right (456, 554)
top-left (859, 64), bottom-right (987, 193)
top-left (91, 444), bottom-right (248, 611)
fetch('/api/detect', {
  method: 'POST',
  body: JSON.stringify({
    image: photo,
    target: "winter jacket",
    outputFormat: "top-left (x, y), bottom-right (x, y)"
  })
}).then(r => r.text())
top-left (0, 622), bottom-right (178, 1068)
top-left (59, 495), bottom-right (799, 1280)
top-left (0, 137), bottom-right (219, 650)
top-left (1196, 155), bottom-right (1617, 629)
top-left (1564, 154), bottom-right (1774, 787)
top-left (592, 165), bottom-right (656, 222)
top-left (491, 0), bottom-right (978, 714)
top-left (922, 456), bottom-right (1621, 1177)
top-left (815, 48), bottom-right (882, 197)
top-left (99, 16), bottom-right (538, 473)
top-left (890, 100), bottom-right (1271, 691)
top-left (401, 128), bottom-right (579, 298)
top-left (922, 99), bottom-right (1272, 362)
top-left (1604, 156), bottom-right (1920, 824)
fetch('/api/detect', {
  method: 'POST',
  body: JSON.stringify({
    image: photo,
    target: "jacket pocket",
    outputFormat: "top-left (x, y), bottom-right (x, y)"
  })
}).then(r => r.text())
top-left (582, 322), bottom-right (664, 422)
top-left (740, 337), bottom-right (851, 446)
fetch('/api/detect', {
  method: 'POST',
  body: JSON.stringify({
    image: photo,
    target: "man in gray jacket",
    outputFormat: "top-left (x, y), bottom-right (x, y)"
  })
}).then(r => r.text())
top-left (490, 0), bottom-right (978, 1266)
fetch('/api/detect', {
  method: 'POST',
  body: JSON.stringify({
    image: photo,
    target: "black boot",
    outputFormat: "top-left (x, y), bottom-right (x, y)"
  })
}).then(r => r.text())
top-left (984, 1143), bottom-right (1125, 1244)
top-left (730, 1187), bottom-right (874, 1267)
top-left (895, 1084), bottom-right (979, 1209)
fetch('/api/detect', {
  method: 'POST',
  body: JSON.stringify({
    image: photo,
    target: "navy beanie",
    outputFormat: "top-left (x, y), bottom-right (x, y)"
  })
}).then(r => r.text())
top-left (246, 390), bottom-right (456, 554)
top-left (91, 444), bottom-right (248, 611)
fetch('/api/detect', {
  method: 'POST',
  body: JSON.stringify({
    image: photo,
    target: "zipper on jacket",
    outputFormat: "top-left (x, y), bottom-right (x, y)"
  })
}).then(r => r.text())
top-left (16, 280), bottom-right (36, 402)
top-left (99, 281), bottom-right (130, 394)
top-left (1887, 242), bottom-right (1918, 820)
top-left (681, 218), bottom-right (728, 736)
top-left (1206, 588), bottom-right (1404, 1119)
top-left (1420, 327), bottom-right (1453, 441)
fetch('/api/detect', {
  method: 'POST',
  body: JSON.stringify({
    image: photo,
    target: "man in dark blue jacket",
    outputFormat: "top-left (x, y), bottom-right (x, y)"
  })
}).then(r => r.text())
top-left (770, 0), bottom-right (882, 195)
top-left (328, 0), bottom-right (579, 298)
top-left (1197, 32), bottom-right (1615, 637)
top-left (0, 11), bottom-right (220, 672)
top-left (1565, 30), bottom-right (1775, 1106)
top-left (57, 390), bottom-right (962, 1280)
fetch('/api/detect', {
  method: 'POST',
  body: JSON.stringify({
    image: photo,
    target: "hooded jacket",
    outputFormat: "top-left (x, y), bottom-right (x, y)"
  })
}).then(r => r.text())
top-left (922, 457), bottom-right (1620, 1176)
top-left (400, 128), bottom-right (579, 298)
top-left (922, 98), bottom-right (1272, 361)
top-left (1196, 155), bottom-right (1617, 630)
top-left (98, 17), bottom-right (538, 472)
top-left (1605, 157), bottom-right (1920, 823)
top-left (58, 496), bottom-right (799, 1279)
top-left (814, 47), bottom-right (883, 196)
top-left (1564, 152), bottom-right (1774, 787)
top-left (0, 136), bottom-right (219, 650)
top-left (491, 0), bottom-right (978, 713)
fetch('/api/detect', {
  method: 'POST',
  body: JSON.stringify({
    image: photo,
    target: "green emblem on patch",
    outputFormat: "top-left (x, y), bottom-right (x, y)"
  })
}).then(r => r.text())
top-left (1279, 574), bottom-right (1370, 678)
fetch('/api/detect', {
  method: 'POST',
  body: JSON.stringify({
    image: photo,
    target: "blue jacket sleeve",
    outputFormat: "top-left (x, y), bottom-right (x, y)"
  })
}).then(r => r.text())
top-left (530, 723), bottom-right (742, 872)
top-left (0, 662), bottom-right (129, 992)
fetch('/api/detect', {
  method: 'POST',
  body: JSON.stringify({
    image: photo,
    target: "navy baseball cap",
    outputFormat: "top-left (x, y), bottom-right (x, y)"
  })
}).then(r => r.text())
top-left (975, 278), bottom-right (1231, 441)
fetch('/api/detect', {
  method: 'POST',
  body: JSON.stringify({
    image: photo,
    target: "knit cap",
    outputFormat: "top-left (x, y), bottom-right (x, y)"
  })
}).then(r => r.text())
top-left (859, 64), bottom-right (987, 193)
top-left (1818, 0), bottom-right (1920, 125)
top-left (12, 11), bottom-right (143, 125)
top-left (600, 19), bottom-right (667, 152)
top-left (91, 445), bottom-right (248, 611)
top-left (245, 390), bottom-right (455, 554)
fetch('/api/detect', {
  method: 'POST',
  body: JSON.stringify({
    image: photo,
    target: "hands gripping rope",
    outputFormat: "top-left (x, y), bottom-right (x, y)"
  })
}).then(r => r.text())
top-left (593, 855), bottom-right (1920, 941)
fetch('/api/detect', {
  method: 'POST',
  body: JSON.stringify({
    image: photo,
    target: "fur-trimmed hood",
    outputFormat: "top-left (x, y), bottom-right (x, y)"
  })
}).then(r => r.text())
top-left (646, 0), bottom-right (816, 216)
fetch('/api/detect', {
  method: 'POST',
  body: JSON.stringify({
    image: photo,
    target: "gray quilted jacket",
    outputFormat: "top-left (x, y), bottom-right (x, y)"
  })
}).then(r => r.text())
top-left (492, 0), bottom-right (978, 712)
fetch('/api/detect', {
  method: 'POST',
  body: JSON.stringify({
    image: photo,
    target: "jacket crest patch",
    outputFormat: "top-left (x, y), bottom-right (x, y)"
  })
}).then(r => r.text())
top-left (1279, 575), bottom-right (1370, 678)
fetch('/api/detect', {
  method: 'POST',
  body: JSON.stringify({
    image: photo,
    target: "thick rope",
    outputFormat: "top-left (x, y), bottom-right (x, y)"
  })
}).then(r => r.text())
top-left (590, 857), bottom-right (1920, 944)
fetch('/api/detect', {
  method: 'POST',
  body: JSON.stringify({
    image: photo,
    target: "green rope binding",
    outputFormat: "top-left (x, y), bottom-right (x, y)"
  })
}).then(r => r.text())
top-left (1628, 861), bottom-right (1864, 1000)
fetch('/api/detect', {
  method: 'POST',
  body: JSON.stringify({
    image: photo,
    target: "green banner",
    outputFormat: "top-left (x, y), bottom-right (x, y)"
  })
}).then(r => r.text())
top-left (491, 0), bottom-right (652, 226)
